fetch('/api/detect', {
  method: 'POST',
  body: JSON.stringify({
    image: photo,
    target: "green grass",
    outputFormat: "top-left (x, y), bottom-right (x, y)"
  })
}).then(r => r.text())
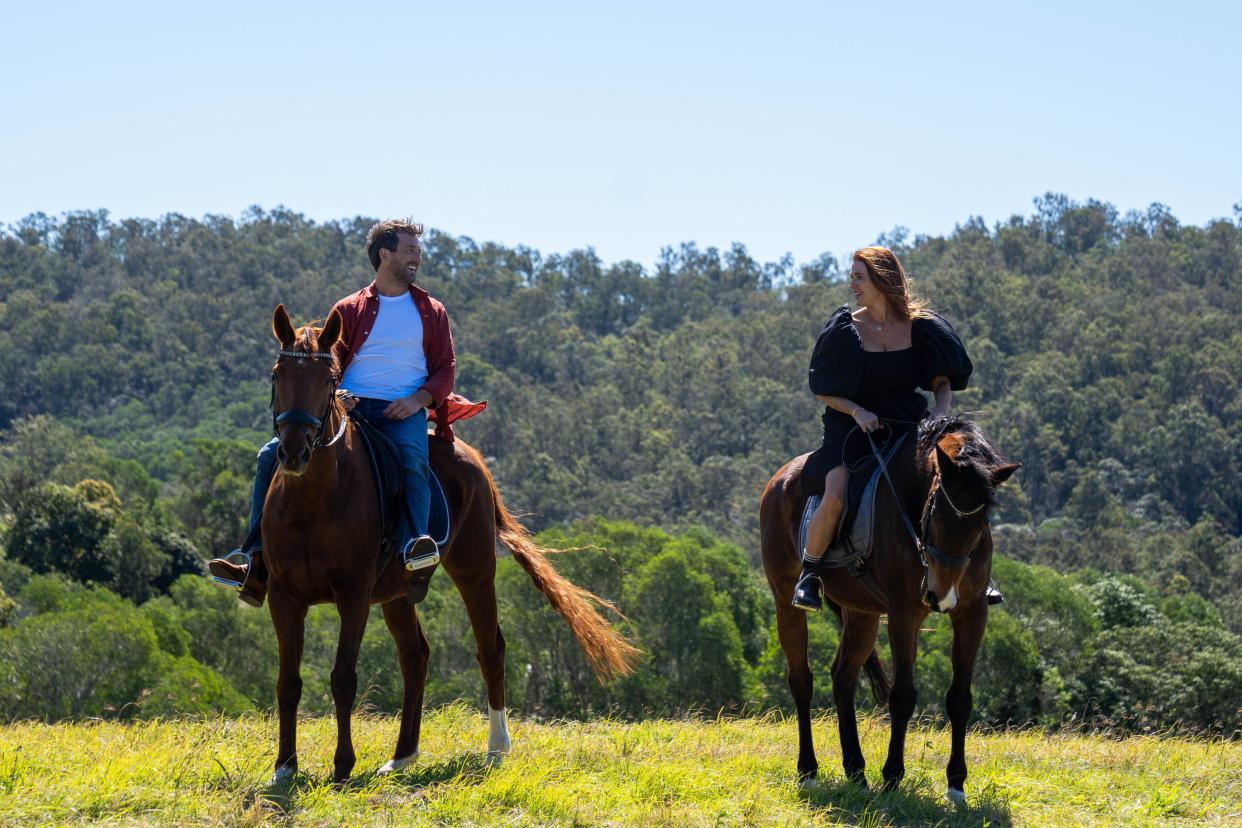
top-left (0, 704), bottom-right (1237, 826)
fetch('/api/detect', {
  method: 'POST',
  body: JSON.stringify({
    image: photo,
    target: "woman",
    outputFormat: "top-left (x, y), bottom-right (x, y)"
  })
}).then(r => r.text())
top-left (793, 246), bottom-right (998, 611)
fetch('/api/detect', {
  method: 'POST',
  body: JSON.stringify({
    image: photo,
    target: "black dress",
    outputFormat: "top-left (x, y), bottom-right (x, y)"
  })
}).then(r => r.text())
top-left (800, 305), bottom-right (973, 496)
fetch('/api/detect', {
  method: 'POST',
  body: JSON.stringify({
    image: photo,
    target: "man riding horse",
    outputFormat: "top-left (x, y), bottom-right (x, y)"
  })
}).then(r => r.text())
top-left (209, 218), bottom-right (454, 605)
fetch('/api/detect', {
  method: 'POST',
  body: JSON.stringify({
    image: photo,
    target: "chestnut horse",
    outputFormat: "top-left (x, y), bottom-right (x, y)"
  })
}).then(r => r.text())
top-left (264, 305), bottom-right (638, 784)
top-left (760, 418), bottom-right (1018, 802)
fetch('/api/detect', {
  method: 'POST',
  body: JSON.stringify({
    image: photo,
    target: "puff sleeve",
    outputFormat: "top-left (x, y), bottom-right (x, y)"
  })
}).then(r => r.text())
top-left (912, 312), bottom-right (973, 391)
top-left (808, 306), bottom-right (864, 397)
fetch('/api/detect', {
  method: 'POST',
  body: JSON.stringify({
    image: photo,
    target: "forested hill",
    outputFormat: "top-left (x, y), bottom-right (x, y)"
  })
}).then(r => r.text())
top-left (2, 196), bottom-right (1241, 631)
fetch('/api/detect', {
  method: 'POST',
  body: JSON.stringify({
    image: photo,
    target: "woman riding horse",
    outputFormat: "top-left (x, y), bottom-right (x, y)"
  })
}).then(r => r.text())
top-left (793, 246), bottom-right (1001, 610)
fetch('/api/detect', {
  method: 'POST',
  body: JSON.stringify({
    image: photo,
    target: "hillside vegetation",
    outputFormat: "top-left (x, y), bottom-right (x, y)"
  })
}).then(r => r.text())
top-left (0, 197), bottom-right (1240, 733)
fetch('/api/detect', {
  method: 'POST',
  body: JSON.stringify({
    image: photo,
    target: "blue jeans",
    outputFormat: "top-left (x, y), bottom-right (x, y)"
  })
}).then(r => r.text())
top-left (249, 400), bottom-right (431, 550)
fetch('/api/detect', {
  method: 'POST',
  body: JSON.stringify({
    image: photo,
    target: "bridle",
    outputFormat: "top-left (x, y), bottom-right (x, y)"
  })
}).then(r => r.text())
top-left (865, 428), bottom-right (984, 573)
top-left (270, 349), bottom-right (348, 453)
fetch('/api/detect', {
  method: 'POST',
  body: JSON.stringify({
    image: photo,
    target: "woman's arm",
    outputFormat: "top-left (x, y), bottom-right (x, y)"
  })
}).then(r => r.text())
top-left (929, 376), bottom-right (951, 418)
top-left (815, 394), bottom-right (881, 432)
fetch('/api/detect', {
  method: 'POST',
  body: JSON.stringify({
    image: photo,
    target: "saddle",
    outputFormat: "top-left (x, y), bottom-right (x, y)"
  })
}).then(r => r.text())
top-left (799, 430), bottom-right (909, 576)
top-left (351, 415), bottom-right (452, 603)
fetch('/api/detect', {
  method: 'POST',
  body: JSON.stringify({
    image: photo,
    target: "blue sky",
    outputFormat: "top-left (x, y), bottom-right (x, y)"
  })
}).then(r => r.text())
top-left (1, 0), bottom-right (1238, 267)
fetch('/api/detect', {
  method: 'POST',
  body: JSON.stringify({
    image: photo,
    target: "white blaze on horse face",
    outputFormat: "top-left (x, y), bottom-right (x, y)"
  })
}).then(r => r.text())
top-left (488, 706), bottom-right (511, 757)
top-left (938, 584), bottom-right (959, 612)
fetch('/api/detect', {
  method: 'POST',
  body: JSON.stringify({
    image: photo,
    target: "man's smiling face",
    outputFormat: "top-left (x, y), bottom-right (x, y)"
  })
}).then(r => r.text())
top-left (385, 231), bottom-right (423, 283)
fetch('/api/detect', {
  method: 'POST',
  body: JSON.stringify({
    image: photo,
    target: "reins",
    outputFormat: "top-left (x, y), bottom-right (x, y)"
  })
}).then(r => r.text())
top-left (859, 423), bottom-right (976, 572)
top-left (270, 349), bottom-right (348, 453)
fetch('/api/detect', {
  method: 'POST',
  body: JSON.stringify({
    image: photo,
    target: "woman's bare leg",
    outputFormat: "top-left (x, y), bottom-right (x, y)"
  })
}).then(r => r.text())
top-left (804, 466), bottom-right (849, 560)
top-left (794, 466), bottom-right (849, 611)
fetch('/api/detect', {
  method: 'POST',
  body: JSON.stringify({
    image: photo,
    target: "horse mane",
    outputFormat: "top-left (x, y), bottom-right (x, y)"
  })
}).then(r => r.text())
top-left (917, 415), bottom-right (1007, 501)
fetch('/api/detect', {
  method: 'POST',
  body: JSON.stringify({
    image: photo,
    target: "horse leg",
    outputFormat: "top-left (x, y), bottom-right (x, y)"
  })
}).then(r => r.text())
top-left (832, 609), bottom-right (881, 786)
top-left (377, 597), bottom-right (429, 774)
top-left (329, 592), bottom-right (370, 783)
top-left (945, 603), bottom-right (987, 803)
top-left (455, 570), bottom-right (510, 761)
top-left (268, 588), bottom-right (306, 784)
top-left (880, 611), bottom-right (921, 792)
top-left (771, 594), bottom-right (818, 782)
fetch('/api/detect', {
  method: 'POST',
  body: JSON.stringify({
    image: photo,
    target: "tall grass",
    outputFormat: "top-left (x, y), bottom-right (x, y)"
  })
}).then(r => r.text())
top-left (0, 704), bottom-right (1237, 826)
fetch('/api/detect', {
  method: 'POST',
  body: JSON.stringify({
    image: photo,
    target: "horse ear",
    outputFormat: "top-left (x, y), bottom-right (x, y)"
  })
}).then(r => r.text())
top-left (990, 462), bottom-right (1022, 486)
top-left (318, 309), bottom-right (343, 351)
top-left (272, 304), bottom-right (296, 349)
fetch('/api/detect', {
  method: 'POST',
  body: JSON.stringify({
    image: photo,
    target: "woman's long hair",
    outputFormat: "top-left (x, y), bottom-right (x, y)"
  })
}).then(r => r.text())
top-left (853, 246), bottom-right (928, 320)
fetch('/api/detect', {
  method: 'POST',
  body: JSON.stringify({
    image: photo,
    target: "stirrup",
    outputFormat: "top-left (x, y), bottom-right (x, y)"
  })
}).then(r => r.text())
top-left (210, 548), bottom-right (251, 591)
top-left (402, 536), bottom-right (440, 572)
top-left (792, 557), bottom-right (825, 613)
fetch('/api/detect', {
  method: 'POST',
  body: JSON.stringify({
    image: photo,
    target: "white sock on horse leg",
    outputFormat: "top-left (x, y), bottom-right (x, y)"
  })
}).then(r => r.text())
top-left (487, 706), bottom-right (511, 756)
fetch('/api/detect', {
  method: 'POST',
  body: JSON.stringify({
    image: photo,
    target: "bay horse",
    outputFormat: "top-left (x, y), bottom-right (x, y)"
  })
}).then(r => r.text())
top-left (264, 305), bottom-right (639, 784)
top-left (760, 418), bottom-right (1018, 802)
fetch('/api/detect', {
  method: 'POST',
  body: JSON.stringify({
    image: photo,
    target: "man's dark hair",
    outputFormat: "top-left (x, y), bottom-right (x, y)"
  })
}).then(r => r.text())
top-left (367, 218), bottom-right (424, 271)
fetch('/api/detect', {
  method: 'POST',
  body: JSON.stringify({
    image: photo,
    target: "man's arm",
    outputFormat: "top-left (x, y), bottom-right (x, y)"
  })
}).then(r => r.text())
top-left (419, 304), bottom-right (456, 406)
top-left (384, 303), bottom-right (455, 421)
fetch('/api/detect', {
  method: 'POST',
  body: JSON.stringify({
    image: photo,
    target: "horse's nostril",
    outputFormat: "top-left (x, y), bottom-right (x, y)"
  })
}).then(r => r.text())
top-left (277, 445), bottom-right (287, 463)
top-left (300, 448), bottom-right (311, 464)
top-left (925, 590), bottom-right (939, 610)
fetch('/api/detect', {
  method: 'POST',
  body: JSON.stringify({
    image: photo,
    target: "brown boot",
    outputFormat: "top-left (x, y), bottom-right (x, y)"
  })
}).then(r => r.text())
top-left (208, 551), bottom-right (268, 608)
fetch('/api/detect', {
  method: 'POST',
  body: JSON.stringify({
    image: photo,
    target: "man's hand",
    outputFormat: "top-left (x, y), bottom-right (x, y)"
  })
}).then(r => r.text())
top-left (336, 389), bottom-right (359, 413)
top-left (384, 390), bottom-right (432, 420)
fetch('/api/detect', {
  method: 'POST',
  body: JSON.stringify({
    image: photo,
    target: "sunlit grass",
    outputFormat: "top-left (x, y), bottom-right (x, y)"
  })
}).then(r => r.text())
top-left (0, 704), bottom-right (1237, 825)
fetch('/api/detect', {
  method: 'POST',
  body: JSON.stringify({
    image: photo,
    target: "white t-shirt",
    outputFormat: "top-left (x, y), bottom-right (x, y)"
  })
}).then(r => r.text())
top-left (340, 292), bottom-right (428, 401)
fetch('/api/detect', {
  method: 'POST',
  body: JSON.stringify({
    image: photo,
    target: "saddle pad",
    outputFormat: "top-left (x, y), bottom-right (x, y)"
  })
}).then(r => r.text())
top-left (798, 431), bottom-right (908, 568)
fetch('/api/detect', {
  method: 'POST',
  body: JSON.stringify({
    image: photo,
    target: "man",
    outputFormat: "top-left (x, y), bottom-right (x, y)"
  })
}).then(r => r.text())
top-left (209, 218), bottom-right (453, 606)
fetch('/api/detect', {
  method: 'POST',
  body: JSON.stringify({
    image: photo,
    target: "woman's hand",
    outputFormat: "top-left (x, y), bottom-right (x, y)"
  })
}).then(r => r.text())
top-left (853, 406), bottom-right (880, 432)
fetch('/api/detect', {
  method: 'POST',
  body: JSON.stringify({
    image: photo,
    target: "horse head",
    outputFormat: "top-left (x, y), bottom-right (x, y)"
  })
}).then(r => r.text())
top-left (270, 304), bottom-right (344, 476)
top-left (917, 419), bottom-right (1019, 612)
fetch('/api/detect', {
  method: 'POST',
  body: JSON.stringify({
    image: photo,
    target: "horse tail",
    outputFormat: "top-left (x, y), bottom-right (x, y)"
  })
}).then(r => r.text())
top-left (826, 597), bottom-right (891, 707)
top-left (862, 650), bottom-right (891, 707)
top-left (485, 470), bottom-right (641, 683)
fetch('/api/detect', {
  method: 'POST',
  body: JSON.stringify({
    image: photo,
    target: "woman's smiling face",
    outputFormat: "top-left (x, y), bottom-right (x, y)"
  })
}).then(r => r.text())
top-left (849, 258), bottom-right (882, 307)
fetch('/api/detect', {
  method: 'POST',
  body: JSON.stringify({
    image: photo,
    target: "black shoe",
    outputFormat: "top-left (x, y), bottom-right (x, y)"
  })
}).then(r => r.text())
top-left (402, 535), bottom-right (440, 572)
top-left (986, 581), bottom-right (1004, 605)
top-left (792, 562), bottom-right (824, 613)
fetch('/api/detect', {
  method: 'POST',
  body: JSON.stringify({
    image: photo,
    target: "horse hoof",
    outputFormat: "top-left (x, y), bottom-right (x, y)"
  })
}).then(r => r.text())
top-left (796, 776), bottom-right (819, 792)
top-left (268, 765), bottom-right (295, 786)
top-left (377, 752), bottom-right (418, 776)
top-left (946, 787), bottom-right (966, 805)
top-left (484, 751), bottom-right (505, 767)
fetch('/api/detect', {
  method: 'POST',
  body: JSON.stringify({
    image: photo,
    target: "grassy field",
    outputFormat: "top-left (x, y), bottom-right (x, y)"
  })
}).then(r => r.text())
top-left (0, 704), bottom-right (1237, 826)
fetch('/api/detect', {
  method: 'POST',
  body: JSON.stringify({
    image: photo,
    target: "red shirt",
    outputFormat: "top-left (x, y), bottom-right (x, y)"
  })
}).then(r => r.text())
top-left (330, 281), bottom-right (483, 441)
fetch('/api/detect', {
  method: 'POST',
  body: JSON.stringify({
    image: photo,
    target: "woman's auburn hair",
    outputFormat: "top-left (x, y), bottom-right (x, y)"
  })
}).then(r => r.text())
top-left (852, 246), bottom-right (929, 321)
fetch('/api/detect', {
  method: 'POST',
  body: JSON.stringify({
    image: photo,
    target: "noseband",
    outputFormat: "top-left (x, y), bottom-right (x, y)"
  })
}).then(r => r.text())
top-left (270, 349), bottom-right (348, 452)
top-left (866, 429), bottom-right (981, 573)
